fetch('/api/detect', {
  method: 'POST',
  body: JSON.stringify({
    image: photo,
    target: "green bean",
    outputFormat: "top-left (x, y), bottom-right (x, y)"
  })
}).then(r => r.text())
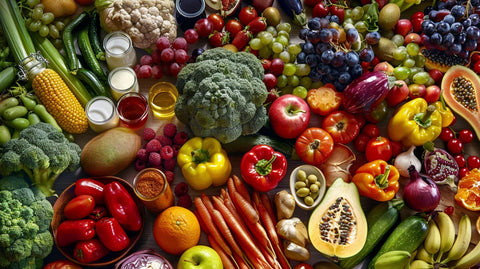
top-left (19, 94), bottom-right (37, 110)
top-left (5, 117), bottom-right (30, 130)
top-left (0, 124), bottom-right (11, 146)
top-left (33, 104), bottom-right (62, 132)
top-left (2, 105), bottom-right (28, 120)
top-left (0, 97), bottom-right (19, 115)
top-left (27, 112), bottom-right (41, 125)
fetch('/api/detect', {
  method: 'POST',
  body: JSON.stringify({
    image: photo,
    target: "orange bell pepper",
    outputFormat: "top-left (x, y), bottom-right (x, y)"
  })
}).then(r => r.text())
top-left (351, 160), bottom-right (400, 202)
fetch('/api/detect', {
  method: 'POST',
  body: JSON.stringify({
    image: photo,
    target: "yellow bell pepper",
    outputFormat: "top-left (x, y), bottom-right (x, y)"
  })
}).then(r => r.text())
top-left (434, 99), bottom-right (454, 127)
top-left (387, 98), bottom-right (442, 147)
top-left (177, 137), bottom-right (232, 190)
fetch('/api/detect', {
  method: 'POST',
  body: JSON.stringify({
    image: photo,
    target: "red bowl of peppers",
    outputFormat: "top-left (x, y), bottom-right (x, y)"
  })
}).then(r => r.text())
top-left (51, 176), bottom-right (145, 267)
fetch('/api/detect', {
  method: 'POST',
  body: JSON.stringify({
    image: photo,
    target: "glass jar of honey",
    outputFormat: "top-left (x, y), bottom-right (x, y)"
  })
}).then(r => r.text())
top-left (133, 168), bottom-right (174, 215)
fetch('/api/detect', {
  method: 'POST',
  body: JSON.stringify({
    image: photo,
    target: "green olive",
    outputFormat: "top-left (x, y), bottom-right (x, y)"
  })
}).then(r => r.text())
top-left (307, 174), bottom-right (318, 184)
top-left (294, 181), bottom-right (306, 189)
top-left (310, 191), bottom-right (319, 200)
top-left (310, 184), bottom-right (319, 193)
top-left (296, 169), bottom-right (307, 182)
top-left (296, 187), bottom-right (310, 198)
top-left (304, 196), bottom-right (315, 206)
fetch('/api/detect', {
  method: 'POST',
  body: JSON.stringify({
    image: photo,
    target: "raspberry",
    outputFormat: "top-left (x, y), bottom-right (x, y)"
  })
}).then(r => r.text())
top-left (163, 123), bottom-right (177, 138)
top-left (172, 144), bottom-right (181, 156)
top-left (174, 182), bottom-right (189, 196)
top-left (164, 170), bottom-right (175, 184)
top-left (160, 145), bottom-right (174, 160)
top-left (173, 131), bottom-right (189, 145)
top-left (143, 127), bottom-right (156, 141)
top-left (145, 139), bottom-right (162, 153)
top-left (135, 159), bottom-right (147, 171)
top-left (177, 194), bottom-right (192, 208)
top-left (136, 148), bottom-right (148, 161)
top-left (163, 158), bottom-right (176, 171)
top-left (156, 135), bottom-right (172, 146)
top-left (148, 152), bottom-right (162, 166)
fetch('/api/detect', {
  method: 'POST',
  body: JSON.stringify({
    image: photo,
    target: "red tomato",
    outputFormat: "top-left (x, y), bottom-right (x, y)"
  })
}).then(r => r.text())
top-left (362, 124), bottom-right (380, 138)
top-left (447, 138), bottom-right (464, 155)
top-left (322, 110), bottom-right (361, 144)
top-left (354, 133), bottom-right (371, 153)
top-left (64, 195), bottom-right (96, 220)
top-left (467, 155), bottom-right (480, 169)
top-left (238, 6), bottom-right (258, 26)
top-left (459, 129), bottom-right (474, 144)
top-left (365, 136), bottom-right (393, 162)
top-left (294, 263), bottom-right (314, 269)
top-left (306, 85), bottom-right (343, 116)
top-left (194, 18), bottom-right (214, 38)
top-left (207, 13), bottom-right (225, 32)
top-left (295, 127), bottom-right (334, 166)
top-left (74, 0), bottom-right (95, 5)
top-left (389, 140), bottom-right (403, 157)
top-left (312, 2), bottom-right (329, 18)
top-left (43, 260), bottom-right (82, 269)
top-left (225, 19), bottom-right (243, 37)
top-left (247, 16), bottom-right (267, 35)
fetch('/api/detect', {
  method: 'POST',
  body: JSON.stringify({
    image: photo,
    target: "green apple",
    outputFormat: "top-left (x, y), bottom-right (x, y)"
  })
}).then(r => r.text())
top-left (177, 245), bottom-right (223, 269)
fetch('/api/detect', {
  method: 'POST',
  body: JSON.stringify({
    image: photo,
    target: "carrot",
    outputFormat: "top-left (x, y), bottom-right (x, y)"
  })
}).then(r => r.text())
top-left (194, 196), bottom-right (232, 256)
top-left (222, 191), bottom-right (250, 233)
top-left (233, 175), bottom-right (251, 204)
top-left (208, 235), bottom-right (237, 269)
top-left (233, 251), bottom-right (251, 269)
top-left (194, 209), bottom-right (208, 233)
top-left (212, 196), bottom-right (273, 269)
top-left (231, 189), bottom-right (259, 224)
top-left (260, 193), bottom-right (277, 226)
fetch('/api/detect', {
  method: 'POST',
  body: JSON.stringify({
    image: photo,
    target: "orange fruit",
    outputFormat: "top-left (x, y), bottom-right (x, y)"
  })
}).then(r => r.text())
top-left (476, 216), bottom-right (480, 235)
top-left (455, 168), bottom-right (480, 211)
top-left (153, 206), bottom-right (200, 255)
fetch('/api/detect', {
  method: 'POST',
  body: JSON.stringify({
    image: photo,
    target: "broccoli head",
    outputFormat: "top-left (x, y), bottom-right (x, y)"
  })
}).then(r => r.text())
top-left (0, 122), bottom-right (82, 196)
top-left (0, 175), bottom-right (54, 268)
top-left (174, 48), bottom-right (268, 143)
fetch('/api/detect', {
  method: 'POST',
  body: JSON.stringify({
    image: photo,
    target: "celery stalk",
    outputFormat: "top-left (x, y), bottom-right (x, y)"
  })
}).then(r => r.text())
top-left (7, 0), bottom-right (36, 55)
top-left (0, 0), bottom-right (30, 62)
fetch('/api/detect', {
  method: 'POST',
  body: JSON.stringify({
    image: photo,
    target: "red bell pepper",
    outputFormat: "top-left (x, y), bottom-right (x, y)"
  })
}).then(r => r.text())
top-left (56, 219), bottom-right (96, 247)
top-left (89, 205), bottom-right (109, 221)
top-left (240, 144), bottom-right (288, 192)
top-left (95, 217), bottom-right (130, 252)
top-left (73, 238), bottom-right (110, 263)
top-left (75, 178), bottom-right (105, 205)
top-left (64, 194), bottom-right (95, 220)
top-left (104, 181), bottom-right (142, 231)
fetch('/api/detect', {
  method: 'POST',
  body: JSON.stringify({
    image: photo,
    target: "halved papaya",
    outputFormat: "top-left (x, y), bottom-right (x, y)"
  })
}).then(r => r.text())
top-left (442, 65), bottom-right (480, 141)
top-left (421, 48), bottom-right (470, 73)
top-left (308, 178), bottom-right (367, 259)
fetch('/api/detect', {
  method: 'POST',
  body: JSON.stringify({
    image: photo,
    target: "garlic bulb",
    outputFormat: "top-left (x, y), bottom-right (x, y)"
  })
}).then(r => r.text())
top-left (394, 146), bottom-right (421, 177)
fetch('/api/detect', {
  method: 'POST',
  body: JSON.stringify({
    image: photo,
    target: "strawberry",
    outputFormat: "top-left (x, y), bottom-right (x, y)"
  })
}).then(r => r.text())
top-left (208, 31), bottom-right (230, 47)
top-left (231, 29), bottom-right (252, 51)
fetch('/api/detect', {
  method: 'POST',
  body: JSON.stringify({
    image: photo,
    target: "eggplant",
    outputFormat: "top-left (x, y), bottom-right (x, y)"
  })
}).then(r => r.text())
top-left (342, 71), bottom-right (390, 115)
top-left (277, 0), bottom-right (307, 26)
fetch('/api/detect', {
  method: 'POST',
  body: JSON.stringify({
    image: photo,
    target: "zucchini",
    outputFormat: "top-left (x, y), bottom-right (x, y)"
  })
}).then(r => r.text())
top-left (89, 11), bottom-right (105, 61)
top-left (62, 11), bottom-right (89, 72)
top-left (77, 26), bottom-right (107, 81)
top-left (0, 66), bottom-right (16, 92)
top-left (222, 134), bottom-right (295, 158)
top-left (75, 68), bottom-right (112, 99)
top-left (367, 214), bottom-right (429, 269)
top-left (338, 199), bottom-right (404, 269)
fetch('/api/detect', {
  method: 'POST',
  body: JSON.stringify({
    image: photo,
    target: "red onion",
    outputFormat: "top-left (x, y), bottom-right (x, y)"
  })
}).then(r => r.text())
top-left (403, 165), bottom-right (441, 213)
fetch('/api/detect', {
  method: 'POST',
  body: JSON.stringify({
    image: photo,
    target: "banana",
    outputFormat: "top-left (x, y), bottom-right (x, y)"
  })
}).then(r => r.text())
top-left (374, 250), bottom-right (411, 269)
top-left (442, 214), bottom-right (472, 264)
top-left (435, 212), bottom-right (456, 261)
top-left (424, 220), bottom-right (441, 255)
top-left (410, 259), bottom-right (433, 269)
top-left (416, 245), bottom-right (434, 264)
top-left (451, 240), bottom-right (480, 269)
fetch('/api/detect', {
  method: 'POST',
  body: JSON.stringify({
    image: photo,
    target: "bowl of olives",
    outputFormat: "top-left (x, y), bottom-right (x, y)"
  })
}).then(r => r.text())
top-left (289, 164), bottom-right (326, 210)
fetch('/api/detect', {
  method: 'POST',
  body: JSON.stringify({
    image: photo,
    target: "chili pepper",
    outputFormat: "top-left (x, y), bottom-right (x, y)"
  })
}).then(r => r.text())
top-left (433, 99), bottom-right (454, 127)
top-left (104, 182), bottom-right (142, 232)
top-left (75, 178), bottom-right (105, 205)
top-left (351, 160), bottom-right (400, 202)
top-left (56, 219), bottom-right (96, 247)
top-left (89, 205), bottom-right (109, 221)
top-left (387, 98), bottom-right (442, 147)
top-left (73, 238), bottom-right (110, 263)
top-left (240, 144), bottom-right (288, 192)
top-left (177, 137), bottom-right (232, 191)
top-left (95, 217), bottom-right (130, 252)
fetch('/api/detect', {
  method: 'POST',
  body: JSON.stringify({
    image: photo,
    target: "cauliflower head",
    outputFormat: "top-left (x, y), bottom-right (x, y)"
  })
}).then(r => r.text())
top-left (174, 48), bottom-right (268, 144)
top-left (96, 0), bottom-right (176, 49)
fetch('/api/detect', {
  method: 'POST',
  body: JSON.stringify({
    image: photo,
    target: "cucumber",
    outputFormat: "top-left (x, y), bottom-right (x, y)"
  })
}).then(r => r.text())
top-left (77, 26), bottom-right (107, 81)
top-left (0, 67), bottom-right (16, 93)
top-left (222, 134), bottom-right (295, 158)
top-left (367, 214), bottom-right (429, 269)
top-left (89, 11), bottom-right (105, 61)
top-left (62, 11), bottom-right (89, 72)
top-left (338, 199), bottom-right (404, 269)
top-left (75, 68), bottom-right (112, 98)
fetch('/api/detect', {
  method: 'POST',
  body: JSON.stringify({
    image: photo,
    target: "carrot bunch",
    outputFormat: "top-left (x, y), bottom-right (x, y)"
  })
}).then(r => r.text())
top-left (194, 175), bottom-right (291, 269)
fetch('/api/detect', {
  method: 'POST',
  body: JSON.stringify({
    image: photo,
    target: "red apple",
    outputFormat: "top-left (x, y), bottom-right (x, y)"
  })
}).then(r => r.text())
top-left (386, 80), bottom-right (409, 107)
top-left (268, 94), bottom-right (311, 139)
top-left (404, 33), bottom-right (422, 44)
top-left (408, 84), bottom-right (426, 99)
top-left (428, 69), bottom-right (443, 84)
top-left (373, 61), bottom-right (394, 73)
top-left (424, 85), bottom-right (441, 103)
top-left (395, 19), bottom-right (413, 37)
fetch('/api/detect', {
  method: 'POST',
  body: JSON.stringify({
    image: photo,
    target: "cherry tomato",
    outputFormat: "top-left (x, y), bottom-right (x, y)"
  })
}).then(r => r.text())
top-left (247, 16), bottom-right (267, 35)
top-left (329, 6), bottom-right (345, 23)
top-left (294, 263), bottom-right (314, 269)
top-left (447, 138), bottom-right (464, 155)
top-left (64, 195), bottom-right (96, 220)
top-left (454, 154), bottom-right (466, 168)
top-left (295, 127), bottom-right (335, 166)
top-left (322, 110), bottom-right (361, 144)
top-left (207, 13), bottom-right (225, 32)
top-left (411, 11), bottom-right (425, 20)
top-left (389, 140), bottom-right (403, 157)
top-left (439, 127), bottom-right (454, 142)
top-left (354, 133), bottom-right (370, 153)
top-left (238, 6), bottom-right (258, 26)
top-left (362, 124), bottom-right (380, 138)
top-left (468, 155), bottom-right (480, 169)
top-left (306, 85), bottom-right (343, 116)
top-left (459, 129), bottom-right (474, 144)
top-left (194, 18), bottom-right (214, 38)
top-left (365, 136), bottom-right (392, 162)
top-left (459, 167), bottom-right (470, 178)
top-left (312, 2), bottom-right (329, 18)
top-left (225, 18), bottom-right (243, 37)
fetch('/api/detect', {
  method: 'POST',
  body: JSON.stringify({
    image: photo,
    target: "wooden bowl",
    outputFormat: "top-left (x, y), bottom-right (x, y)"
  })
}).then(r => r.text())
top-left (51, 176), bottom-right (145, 267)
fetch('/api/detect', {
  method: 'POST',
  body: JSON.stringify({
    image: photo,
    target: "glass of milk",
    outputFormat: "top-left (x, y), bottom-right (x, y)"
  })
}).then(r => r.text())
top-left (85, 96), bottom-right (119, 133)
top-left (103, 31), bottom-right (137, 70)
top-left (108, 67), bottom-right (139, 100)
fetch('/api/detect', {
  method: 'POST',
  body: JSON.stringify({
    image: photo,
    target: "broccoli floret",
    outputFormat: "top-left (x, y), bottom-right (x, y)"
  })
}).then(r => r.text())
top-left (0, 175), bottom-right (28, 191)
top-left (0, 122), bottom-right (82, 196)
top-left (175, 48), bottom-right (268, 143)
top-left (5, 238), bottom-right (32, 261)
top-left (11, 188), bottom-right (35, 206)
top-left (31, 231), bottom-right (53, 258)
top-left (30, 200), bottom-right (53, 232)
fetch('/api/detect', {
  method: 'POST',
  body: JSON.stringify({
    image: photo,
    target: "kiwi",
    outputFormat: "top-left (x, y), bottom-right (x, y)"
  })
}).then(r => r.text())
top-left (378, 3), bottom-right (401, 31)
top-left (372, 37), bottom-right (398, 62)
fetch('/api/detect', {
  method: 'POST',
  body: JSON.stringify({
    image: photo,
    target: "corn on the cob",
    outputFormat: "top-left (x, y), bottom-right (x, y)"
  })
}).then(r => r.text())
top-left (32, 68), bottom-right (88, 134)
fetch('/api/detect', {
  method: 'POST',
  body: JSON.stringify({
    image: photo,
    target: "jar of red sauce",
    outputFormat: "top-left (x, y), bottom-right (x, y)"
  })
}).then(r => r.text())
top-left (133, 168), bottom-right (174, 215)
